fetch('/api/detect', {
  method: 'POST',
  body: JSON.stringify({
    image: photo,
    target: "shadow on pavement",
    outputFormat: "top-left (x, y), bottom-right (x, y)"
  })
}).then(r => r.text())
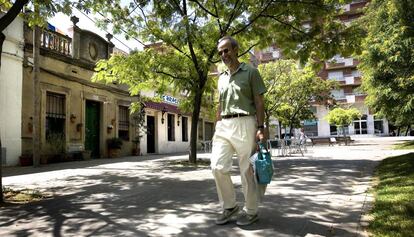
top-left (0, 156), bottom-right (378, 237)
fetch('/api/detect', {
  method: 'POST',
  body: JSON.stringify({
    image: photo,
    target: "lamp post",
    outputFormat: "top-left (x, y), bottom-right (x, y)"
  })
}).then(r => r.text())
top-left (161, 107), bottom-right (167, 124)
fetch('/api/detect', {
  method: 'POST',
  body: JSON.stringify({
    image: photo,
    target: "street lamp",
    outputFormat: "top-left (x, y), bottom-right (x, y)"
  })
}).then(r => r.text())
top-left (161, 107), bottom-right (167, 124)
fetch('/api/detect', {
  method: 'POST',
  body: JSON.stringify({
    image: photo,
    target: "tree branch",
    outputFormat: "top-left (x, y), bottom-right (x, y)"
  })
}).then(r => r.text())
top-left (238, 42), bottom-right (260, 57)
top-left (262, 14), bottom-right (309, 37)
top-left (0, 0), bottom-right (28, 32)
top-left (231, 0), bottom-right (275, 36)
top-left (189, 0), bottom-right (218, 17)
top-left (222, 0), bottom-right (242, 35)
top-left (213, 0), bottom-right (223, 34)
top-left (154, 70), bottom-right (188, 81)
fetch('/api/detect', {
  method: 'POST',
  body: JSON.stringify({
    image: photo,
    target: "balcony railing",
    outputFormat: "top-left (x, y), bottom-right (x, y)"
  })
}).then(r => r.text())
top-left (326, 58), bottom-right (359, 69)
top-left (41, 29), bottom-right (72, 56)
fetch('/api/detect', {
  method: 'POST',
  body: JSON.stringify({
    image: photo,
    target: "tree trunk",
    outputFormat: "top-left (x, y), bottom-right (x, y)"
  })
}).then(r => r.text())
top-left (189, 88), bottom-right (203, 164)
top-left (265, 119), bottom-right (270, 141)
top-left (0, 0), bottom-right (29, 68)
top-left (397, 126), bottom-right (401, 136)
top-left (343, 126), bottom-right (348, 146)
top-left (264, 112), bottom-right (270, 140)
top-left (32, 25), bottom-right (41, 167)
top-left (405, 125), bottom-right (410, 136)
top-left (0, 33), bottom-right (5, 68)
top-left (0, 135), bottom-right (3, 203)
top-left (278, 121), bottom-right (282, 139)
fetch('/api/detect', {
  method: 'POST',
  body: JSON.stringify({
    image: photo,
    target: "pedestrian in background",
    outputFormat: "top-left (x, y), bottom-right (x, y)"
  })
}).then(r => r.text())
top-left (210, 36), bottom-right (267, 226)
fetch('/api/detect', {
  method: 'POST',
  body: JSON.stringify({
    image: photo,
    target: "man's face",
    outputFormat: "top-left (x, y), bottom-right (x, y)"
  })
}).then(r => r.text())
top-left (217, 39), bottom-right (238, 66)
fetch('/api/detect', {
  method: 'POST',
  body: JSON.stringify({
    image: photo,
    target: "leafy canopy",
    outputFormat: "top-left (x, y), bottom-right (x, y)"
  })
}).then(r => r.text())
top-left (325, 107), bottom-right (361, 127)
top-left (259, 60), bottom-right (335, 128)
top-left (358, 0), bottom-right (414, 127)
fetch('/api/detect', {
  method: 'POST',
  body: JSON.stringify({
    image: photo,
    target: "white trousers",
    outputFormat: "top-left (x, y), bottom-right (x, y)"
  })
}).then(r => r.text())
top-left (211, 116), bottom-right (265, 215)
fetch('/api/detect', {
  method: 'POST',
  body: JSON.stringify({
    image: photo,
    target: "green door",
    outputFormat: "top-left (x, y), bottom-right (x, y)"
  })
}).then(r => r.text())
top-left (85, 100), bottom-right (100, 158)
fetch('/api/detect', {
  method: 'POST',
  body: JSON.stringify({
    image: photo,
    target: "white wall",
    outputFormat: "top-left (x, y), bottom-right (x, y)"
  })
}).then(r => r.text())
top-left (139, 109), bottom-right (191, 155)
top-left (157, 112), bottom-right (191, 154)
top-left (0, 17), bottom-right (24, 166)
top-left (316, 106), bottom-right (331, 137)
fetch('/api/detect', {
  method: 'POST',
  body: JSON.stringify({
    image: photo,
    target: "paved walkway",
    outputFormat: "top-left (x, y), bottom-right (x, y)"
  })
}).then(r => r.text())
top-left (0, 137), bottom-right (413, 237)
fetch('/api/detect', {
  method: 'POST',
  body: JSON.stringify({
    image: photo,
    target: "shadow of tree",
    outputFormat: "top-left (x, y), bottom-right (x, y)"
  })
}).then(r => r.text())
top-left (0, 155), bottom-right (379, 237)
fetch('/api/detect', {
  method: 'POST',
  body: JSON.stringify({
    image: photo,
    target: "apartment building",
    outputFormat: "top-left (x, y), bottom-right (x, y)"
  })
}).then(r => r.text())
top-left (254, 0), bottom-right (388, 137)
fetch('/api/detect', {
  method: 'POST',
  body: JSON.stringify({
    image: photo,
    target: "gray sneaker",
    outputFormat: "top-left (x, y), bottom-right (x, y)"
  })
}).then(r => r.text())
top-left (215, 206), bottom-right (240, 225)
top-left (236, 211), bottom-right (259, 226)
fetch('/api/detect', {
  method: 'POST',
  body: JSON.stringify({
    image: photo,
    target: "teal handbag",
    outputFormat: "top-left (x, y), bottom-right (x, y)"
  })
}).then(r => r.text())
top-left (255, 142), bottom-right (274, 184)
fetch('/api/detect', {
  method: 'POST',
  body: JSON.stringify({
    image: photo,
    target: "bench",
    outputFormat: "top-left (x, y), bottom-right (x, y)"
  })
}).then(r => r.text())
top-left (310, 137), bottom-right (334, 146)
top-left (334, 136), bottom-right (354, 145)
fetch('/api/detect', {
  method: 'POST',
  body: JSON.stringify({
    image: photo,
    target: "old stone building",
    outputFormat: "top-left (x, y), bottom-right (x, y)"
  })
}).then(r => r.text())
top-left (20, 16), bottom-right (138, 162)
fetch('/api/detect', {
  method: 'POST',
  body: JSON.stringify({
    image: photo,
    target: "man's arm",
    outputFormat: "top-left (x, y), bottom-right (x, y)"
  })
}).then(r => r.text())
top-left (254, 94), bottom-right (266, 142)
top-left (216, 103), bottom-right (222, 122)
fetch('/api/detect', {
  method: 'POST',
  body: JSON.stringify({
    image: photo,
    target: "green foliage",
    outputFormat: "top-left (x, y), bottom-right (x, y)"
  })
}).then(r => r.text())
top-left (107, 137), bottom-right (123, 149)
top-left (259, 60), bottom-right (335, 128)
top-left (369, 153), bottom-right (414, 237)
top-left (325, 107), bottom-right (361, 127)
top-left (358, 0), bottom-right (414, 128)
top-left (43, 133), bottom-right (66, 155)
top-left (89, 0), bottom-right (361, 161)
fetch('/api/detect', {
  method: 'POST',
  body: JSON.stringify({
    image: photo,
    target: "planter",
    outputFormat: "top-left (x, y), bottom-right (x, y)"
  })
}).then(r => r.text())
top-left (108, 148), bottom-right (121, 158)
top-left (132, 147), bottom-right (141, 156)
top-left (19, 155), bottom-right (33, 166)
top-left (82, 150), bottom-right (92, 160)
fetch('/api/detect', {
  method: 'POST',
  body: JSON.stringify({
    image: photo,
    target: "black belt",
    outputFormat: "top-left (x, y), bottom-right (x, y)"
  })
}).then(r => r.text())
top-left (222, 113), bottom-right (249, 119)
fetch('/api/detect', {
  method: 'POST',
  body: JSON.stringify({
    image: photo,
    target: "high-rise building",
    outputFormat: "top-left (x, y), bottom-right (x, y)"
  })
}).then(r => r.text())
top-left (253, 0), bottom-right (388, 137)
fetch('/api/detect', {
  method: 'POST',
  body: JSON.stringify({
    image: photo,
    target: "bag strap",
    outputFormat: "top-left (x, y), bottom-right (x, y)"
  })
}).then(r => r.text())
top-left (257, 142), bottom-right (269, 160)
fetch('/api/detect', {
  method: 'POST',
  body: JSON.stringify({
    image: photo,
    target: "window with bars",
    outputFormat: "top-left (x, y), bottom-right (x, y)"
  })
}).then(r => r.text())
top-left (167, 114), bottom-right (175, 141)
top-left (118, 106), bottom-right (130, 140)
top-left (46, 92), bottom-right (66, 139)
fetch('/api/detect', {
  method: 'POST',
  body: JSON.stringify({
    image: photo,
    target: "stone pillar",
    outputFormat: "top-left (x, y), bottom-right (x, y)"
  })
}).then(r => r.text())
top-left (70, 16), bottom-right (80, 59)
top-left (106, 33), bottom-right (114, 57)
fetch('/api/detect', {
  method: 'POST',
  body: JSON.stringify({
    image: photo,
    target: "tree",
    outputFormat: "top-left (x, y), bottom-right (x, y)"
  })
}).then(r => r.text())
top-left (358, 0), bottom-right (414, 133)
top-left (258, 60), bottom-right (334, 137)
top-left (91, 0), bottom-right (360, 163)
top-left (325, 107), bottom-right (361, 145)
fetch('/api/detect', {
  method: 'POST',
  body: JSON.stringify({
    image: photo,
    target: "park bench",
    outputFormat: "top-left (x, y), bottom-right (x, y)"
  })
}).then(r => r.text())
top-left (310, 137), bottom-right (334, 146)
top-left (334, 136), bottom-right (354, 145)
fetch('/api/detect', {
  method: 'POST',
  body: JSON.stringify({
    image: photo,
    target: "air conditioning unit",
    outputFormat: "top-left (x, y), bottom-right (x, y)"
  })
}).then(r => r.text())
top-left (1, 147), bottom-right (6, 165)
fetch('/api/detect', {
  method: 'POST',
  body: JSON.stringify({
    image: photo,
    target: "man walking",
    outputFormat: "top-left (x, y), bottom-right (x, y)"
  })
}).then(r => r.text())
top-left (211, 36), bottom-right (267, 226)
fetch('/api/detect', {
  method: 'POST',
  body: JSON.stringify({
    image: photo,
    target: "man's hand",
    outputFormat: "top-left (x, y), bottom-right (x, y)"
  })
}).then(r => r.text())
top-left (256, 128), bottom-right (266, 143)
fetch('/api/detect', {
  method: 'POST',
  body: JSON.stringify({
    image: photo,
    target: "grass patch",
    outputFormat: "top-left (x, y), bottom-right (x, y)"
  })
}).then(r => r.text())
top-left (2, 187), bottom-right (48, 204)
top-left (369, 152), bottom-right (414, 237)
top-left (393, 140), bottom-right (414, 150)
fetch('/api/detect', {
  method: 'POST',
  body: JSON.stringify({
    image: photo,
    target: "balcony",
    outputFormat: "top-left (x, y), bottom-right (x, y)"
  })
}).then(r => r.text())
top-left (343, 76), bottom-right (362, 85)
top-left (326, 58), bottom-right (359, 69)
top-left (41, 29), bottom-right (72, 56)
top-left (333, 92), bottom-right (366, 104)
top-left (341, 1), bottom-right (368, 14)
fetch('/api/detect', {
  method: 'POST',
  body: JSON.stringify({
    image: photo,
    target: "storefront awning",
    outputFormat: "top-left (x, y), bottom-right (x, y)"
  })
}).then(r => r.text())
top-left (144, 101), bottom-right (182, 114)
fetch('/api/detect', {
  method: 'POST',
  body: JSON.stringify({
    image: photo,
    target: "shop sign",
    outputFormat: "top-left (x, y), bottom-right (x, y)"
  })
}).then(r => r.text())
top-left (162, 95), bottom-right (179, 105)
top-left (304, 120), bottom-right (318, 126)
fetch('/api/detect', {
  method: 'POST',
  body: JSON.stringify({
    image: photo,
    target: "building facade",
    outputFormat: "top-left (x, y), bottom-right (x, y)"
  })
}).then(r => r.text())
top-left (20, 16), bottom-right (141, 163)
top-left (1, 16), bottom-right (215, 166)
top-left (0, 15), bottom-right (24, 166)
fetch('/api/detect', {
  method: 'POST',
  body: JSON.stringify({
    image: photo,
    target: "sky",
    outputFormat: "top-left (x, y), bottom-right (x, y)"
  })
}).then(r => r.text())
top-left (48, 8), bottom-right (143, 53)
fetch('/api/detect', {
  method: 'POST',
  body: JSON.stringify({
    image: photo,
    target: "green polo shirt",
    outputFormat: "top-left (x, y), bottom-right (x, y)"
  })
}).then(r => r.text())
top-left (218, 62), bottom-right (267, 116)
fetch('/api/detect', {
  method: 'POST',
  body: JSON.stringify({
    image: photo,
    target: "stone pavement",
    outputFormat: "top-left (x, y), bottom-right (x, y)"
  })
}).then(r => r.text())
top-left (0, 137), bottom-right (413, 237)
